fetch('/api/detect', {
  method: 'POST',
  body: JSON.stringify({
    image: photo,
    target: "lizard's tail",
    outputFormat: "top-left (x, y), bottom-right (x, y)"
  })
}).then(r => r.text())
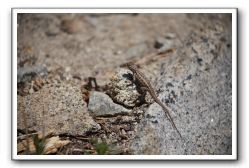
top-left (156, 99), bottom-right (182, 139)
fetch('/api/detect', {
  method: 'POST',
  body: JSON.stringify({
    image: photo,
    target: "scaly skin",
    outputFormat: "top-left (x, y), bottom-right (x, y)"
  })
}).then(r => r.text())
top-left (126, 62), bottom-right (182, 139)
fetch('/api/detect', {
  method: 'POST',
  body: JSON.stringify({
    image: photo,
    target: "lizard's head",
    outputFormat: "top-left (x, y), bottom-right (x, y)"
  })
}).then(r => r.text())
top-left (125, 62), bottom-right (136, 69)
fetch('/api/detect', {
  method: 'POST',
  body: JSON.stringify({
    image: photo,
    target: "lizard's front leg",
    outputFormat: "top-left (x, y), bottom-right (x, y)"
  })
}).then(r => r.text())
top-left (132, 77), bottom-right (148, 105)
top-left (125, 72), bottom-right (147, 105)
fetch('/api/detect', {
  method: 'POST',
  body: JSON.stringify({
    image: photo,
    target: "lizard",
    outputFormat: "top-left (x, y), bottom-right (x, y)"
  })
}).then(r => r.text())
top-left (125, 62), bottom-right (182, 139)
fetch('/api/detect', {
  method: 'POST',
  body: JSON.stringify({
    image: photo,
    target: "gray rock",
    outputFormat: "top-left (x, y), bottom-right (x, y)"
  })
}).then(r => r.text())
top-left (17, 81), bottom-right (100, 135)
top-left (154, 34), bottom-right (175, 52)
top-left (17, 66), bottom-right (48, 83)
top-left (130, 103), bottom-right (185, 155)
top-left (17, 13), bottom-right (233, 155)
top-left (130, 26), bottom-right (232, 155)
top-left (106, 68), bottom-right (140, 107)
top-left (88, 91), bottom-right (132, 117)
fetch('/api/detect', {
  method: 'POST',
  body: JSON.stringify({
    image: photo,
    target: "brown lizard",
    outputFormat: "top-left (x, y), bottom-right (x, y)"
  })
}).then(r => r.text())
top-left (125, 62), bottom-right (182, 139)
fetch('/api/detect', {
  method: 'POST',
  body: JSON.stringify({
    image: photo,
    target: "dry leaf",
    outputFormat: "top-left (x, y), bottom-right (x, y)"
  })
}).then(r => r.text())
top-left (17, 137), bottom-right (36, 153)
top-left (43, 136), bottom-right (71, 154)
top-left (17, 133), bottom-right (70, 155)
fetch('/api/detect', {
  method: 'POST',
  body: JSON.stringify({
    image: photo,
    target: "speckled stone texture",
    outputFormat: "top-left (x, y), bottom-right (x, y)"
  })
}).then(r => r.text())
top-left (106, 68), bottom-right (141, 107)
top-left (17, 13), bottom-right (233, 155)
top-left (17, 81), bottom-right (100, 135)
top-left (130, 25), bottom-right (232, 155)
top-left (88, 91), bottom-right (132, 117)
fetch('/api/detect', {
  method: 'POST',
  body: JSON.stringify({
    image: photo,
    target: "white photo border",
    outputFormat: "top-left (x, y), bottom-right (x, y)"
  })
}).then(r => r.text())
top-left (12, 8), bottom-right (237, 160)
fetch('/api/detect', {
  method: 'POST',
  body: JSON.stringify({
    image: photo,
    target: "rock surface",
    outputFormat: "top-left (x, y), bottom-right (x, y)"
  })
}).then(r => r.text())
top-left (18, 81), bottom-right (100, 135)
top-left (17, 13), bottom-right (233, 155)
top-left (130, 25), bottom-right (232, 155)
top-left (106, 68), bottom-right (141, 108)
top-left (154, 33), bottom-right (176, 53)
top-left (17, 66), bottom-right (48, 83)
top-left (88, 91), bottom-right (132, 117)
